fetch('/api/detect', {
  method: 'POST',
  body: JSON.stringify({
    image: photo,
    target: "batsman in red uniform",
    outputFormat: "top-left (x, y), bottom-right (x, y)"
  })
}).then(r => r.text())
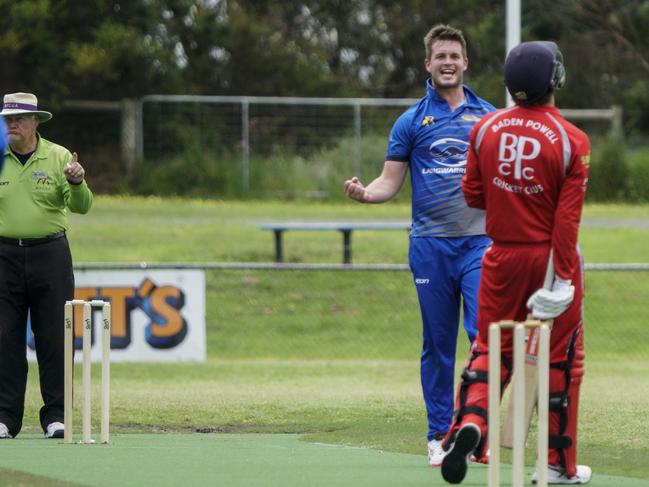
top-left (440, 41), bottom-right (592, 484)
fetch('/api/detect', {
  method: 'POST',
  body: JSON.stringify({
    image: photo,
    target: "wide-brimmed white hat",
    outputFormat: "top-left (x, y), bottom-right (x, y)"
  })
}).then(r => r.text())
top-left (0, 92), bottom-right (52, 122)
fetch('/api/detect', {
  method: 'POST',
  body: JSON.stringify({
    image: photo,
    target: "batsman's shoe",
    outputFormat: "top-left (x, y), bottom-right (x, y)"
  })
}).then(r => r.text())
top-left (532, 464), bottom-right (592, 484)
top-left (441, 423), bottom-right (481, 484)
top-left (428, 433), bottom-right (448, 467)
top-left (0, 423), bottom-right (11, 439)
top-left (45, 422), bottom-right (65, 439)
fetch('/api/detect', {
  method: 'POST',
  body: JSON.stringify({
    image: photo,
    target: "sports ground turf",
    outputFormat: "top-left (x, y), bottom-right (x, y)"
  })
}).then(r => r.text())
top-left (1, 199), bottom-right (647, 485)
top-left (0, 434), bottom-right (645, 487)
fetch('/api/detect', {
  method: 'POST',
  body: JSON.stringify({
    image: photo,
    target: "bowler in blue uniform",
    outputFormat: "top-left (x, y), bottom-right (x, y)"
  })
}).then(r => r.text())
top-left (344, 24), bottom-right (495, 466)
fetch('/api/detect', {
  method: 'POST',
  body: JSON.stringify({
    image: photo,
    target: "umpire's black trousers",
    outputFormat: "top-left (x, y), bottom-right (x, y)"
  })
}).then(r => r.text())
top-left (0, 235), bottom-right (74, 437)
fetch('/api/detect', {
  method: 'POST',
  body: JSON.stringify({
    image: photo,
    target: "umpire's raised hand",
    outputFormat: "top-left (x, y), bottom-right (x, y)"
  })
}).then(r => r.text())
top-left (64, 152), bottom-right (86, 184)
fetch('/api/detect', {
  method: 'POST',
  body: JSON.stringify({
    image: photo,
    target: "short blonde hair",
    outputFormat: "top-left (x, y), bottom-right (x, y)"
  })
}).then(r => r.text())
top-left (424, 24), bottom-right (467, 60)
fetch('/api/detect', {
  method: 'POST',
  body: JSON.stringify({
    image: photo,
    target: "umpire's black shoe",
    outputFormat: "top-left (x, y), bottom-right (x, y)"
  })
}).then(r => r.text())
top-left (441, 423), bottom-right (481, 484)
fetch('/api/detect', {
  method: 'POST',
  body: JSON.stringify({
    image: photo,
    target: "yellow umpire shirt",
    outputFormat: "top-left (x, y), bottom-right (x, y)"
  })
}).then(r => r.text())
top-left (0, 134), bottom-right (93, 238)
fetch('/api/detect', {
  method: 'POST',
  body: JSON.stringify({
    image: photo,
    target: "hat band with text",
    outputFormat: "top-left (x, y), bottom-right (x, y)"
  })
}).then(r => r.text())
top-left (3, 102), bottom-right (38, 111)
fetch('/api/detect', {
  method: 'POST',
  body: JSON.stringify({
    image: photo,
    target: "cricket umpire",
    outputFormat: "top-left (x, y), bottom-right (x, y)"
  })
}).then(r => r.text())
top-left (0, 92), bottom-right (93, 439)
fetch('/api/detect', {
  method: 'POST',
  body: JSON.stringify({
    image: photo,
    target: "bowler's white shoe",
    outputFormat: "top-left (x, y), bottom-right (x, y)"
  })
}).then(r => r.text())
top-left (0, 423), bottom-right (12, 439)
top-left (428, 436), bottom-right (447, 467)
top-left (45, 422), bottom-right (65, 439)
top-left (532, 464), bottom-right (592, 484)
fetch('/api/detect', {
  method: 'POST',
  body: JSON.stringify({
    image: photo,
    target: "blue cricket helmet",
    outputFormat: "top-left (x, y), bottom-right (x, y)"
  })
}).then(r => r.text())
top-left (504, 41), bottom-right (566, 105)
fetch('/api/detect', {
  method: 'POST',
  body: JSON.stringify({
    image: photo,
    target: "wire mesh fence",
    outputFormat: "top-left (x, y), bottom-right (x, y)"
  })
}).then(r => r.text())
top-left (137, 96), bottom-right (623, 196)
top-left (138, 95), bottom-right (414, 195)
top-left (36, 96), bottom-right (633, 197)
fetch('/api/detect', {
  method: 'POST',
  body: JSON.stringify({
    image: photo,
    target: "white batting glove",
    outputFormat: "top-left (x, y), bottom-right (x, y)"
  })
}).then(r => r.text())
top-left (526, 277), bottom-right (575, 320)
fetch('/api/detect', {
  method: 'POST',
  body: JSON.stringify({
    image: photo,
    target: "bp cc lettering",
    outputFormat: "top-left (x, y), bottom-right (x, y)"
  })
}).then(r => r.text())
top-left (498, 133), bottom-right (540, 180)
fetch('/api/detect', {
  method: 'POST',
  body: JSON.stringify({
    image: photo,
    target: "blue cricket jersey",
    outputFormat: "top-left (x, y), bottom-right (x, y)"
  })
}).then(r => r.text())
top-left (386, 80), bottom-right (495, 236)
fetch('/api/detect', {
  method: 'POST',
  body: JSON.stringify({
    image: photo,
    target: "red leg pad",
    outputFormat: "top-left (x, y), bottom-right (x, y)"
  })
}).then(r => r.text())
top-left (548, 328), bottom-right (584, 477)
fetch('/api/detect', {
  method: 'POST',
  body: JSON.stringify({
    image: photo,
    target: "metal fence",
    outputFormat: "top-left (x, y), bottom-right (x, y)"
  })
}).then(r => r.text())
top-left (38, 96), bottom-right (626, 195)
top-left (136, 95), bottom-right (623, 194)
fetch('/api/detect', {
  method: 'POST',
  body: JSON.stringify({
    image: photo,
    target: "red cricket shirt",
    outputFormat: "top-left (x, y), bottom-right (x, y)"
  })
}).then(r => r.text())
top-left (462, 104), bottom-right (590, 280)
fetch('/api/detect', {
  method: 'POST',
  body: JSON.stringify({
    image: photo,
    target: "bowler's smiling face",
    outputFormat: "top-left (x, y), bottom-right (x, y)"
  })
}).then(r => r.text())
top-left (425, 40), bottom-right (468, 90)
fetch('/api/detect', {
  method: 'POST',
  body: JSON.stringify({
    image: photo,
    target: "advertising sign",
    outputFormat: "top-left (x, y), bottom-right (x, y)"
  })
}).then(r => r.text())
top-left (27, 269), bottom-right (206, 362)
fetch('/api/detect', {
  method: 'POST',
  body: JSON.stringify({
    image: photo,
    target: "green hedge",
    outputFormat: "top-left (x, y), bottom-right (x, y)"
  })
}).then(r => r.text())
top-left (128, 135), bottom-right (410, 202)
top-left (587, 137), bottom-right (649, 202)
top-left (626, 148), bottom-right (649, 202)
top-left (128, 135), bottom-right (649, 202)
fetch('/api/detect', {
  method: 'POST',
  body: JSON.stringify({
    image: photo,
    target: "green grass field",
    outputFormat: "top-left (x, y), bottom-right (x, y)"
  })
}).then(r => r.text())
top-left (66, 197), bottom-right (649, 264)
top-left (1, 197), bottom-right (648, 485)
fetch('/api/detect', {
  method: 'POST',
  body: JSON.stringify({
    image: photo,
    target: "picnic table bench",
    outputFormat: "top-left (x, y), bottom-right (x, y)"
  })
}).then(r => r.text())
top-left (260, 221), bottom-right (411, 264)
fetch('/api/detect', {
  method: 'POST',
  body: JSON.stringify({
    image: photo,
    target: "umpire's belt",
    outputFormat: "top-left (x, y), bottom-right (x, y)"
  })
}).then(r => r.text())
top-left (0, 231), bottom-right (66, 247)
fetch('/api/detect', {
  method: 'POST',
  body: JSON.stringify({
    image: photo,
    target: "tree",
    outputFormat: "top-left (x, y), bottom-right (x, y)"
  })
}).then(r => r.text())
top-left (2, 0), bottom-right (648, 130)
top-left (528, 0), bottom-right (649, 131)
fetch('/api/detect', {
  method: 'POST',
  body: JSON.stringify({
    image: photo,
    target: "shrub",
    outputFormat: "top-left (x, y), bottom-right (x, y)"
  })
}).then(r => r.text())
top-left (129, 133), bottom-right (414, 202)
top-left (131, 148), bottom-right (243, 198)
top-left (626, 148), bottom-right (649, 202)
top-left (587, 137), bottom-right (629, 201)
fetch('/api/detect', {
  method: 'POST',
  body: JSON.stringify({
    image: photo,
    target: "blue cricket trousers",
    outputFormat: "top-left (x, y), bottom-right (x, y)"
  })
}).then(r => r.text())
top-left (408, 235), bottom-right (490, 440)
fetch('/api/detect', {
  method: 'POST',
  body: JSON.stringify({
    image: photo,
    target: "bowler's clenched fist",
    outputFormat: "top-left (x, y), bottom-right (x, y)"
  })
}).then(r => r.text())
top-left (64, 152), bottom-right (85, 184)
top-left (344, 176), bottom-right (372, 203)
